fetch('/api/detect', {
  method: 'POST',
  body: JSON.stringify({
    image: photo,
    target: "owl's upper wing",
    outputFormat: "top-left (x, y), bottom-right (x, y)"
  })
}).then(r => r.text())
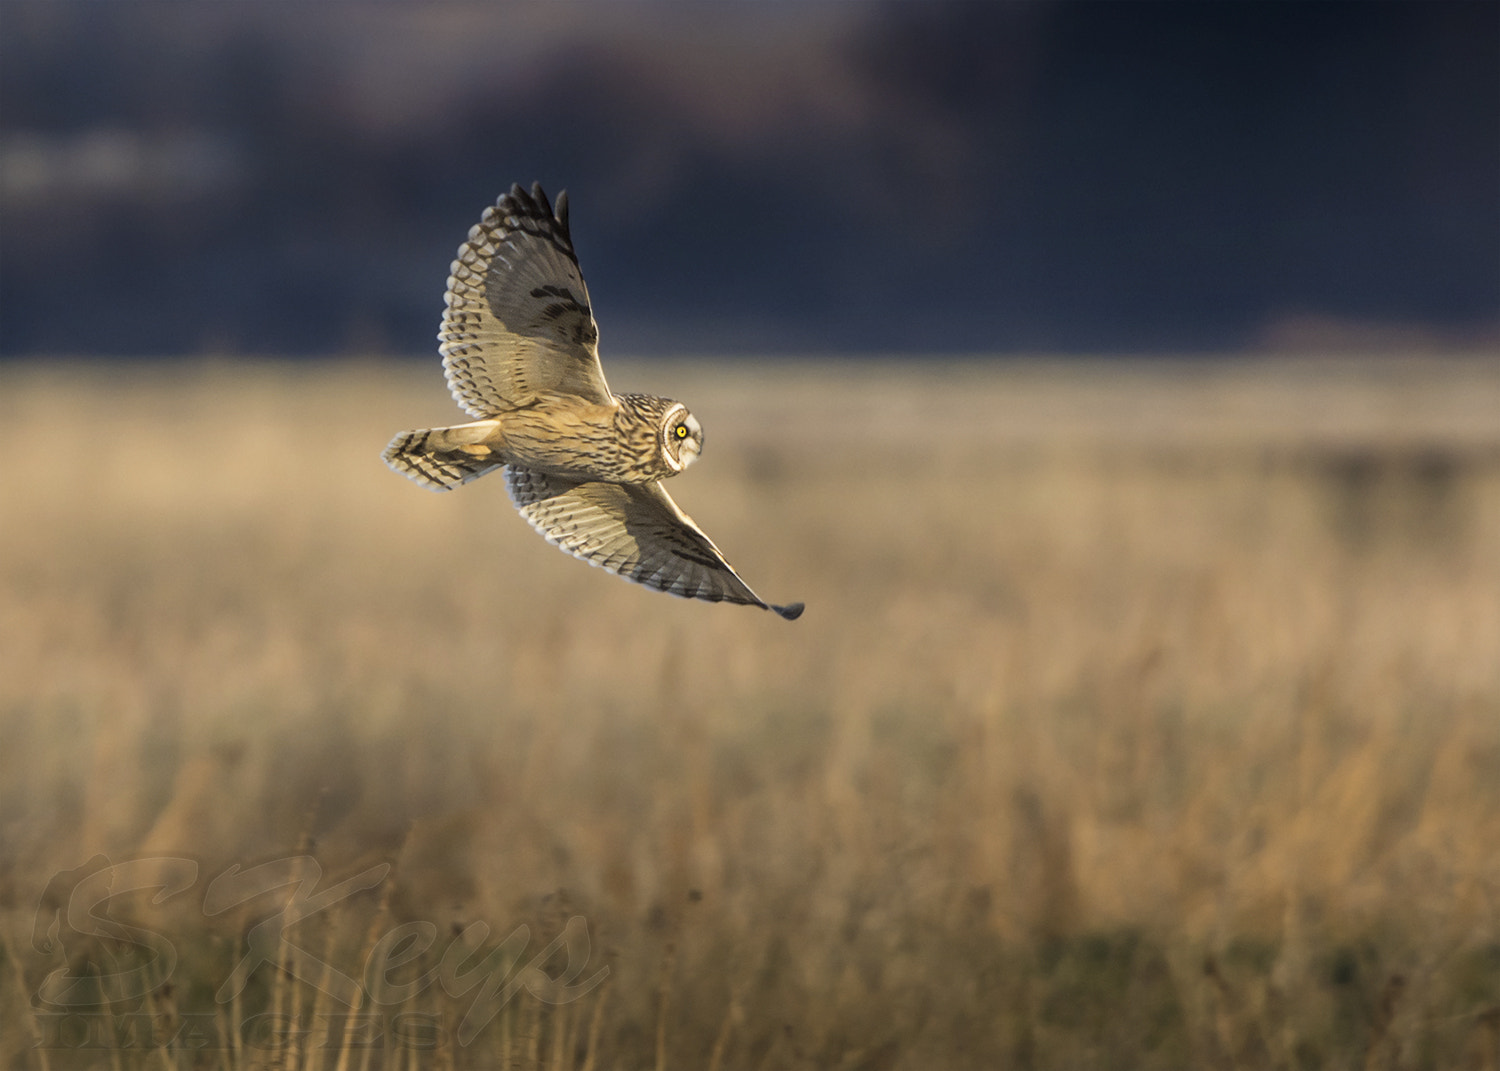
top-left (505, 466), bottom-right (803, 620)
top-left (439, 182), bottom-right (612, 416)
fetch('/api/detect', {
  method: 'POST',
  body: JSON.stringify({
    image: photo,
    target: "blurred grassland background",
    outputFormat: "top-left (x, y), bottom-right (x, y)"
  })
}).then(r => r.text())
top-left (1, 357), bottom-right (1499, 1069)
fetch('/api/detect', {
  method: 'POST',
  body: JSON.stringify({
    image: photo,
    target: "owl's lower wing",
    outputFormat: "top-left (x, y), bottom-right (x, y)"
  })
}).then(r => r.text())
top-left (504, 466), bottom-right (803, 620)
top-left (440, 182), bottom-right (613, 416)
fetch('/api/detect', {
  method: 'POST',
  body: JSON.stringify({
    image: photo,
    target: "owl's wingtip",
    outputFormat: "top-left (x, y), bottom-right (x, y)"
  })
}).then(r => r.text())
top-left (772, 601), bottom-right (805, 621)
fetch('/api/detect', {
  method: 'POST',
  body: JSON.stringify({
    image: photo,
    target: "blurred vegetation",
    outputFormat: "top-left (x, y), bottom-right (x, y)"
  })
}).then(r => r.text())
top-left (1, 357), bottom-right (1498, 1069)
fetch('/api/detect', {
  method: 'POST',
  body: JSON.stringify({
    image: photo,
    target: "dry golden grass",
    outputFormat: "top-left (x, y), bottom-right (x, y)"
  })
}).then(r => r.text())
top-left (1, 356), bottom-right (1499, 1070)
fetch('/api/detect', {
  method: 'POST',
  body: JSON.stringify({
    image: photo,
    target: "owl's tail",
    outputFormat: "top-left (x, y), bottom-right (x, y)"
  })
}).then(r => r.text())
top-left (382, 420), bottom-right (505, 491)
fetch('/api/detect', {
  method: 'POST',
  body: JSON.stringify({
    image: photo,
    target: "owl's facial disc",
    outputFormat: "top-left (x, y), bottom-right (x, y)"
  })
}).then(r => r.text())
top-left (662, 404), bottom-right (702, 472)
top-left (679, 413), bottom-right (703, 469)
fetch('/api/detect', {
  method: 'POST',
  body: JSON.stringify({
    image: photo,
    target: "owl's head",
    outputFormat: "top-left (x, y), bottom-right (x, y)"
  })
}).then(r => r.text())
top-left (661, 401), bottom-right (703, 472)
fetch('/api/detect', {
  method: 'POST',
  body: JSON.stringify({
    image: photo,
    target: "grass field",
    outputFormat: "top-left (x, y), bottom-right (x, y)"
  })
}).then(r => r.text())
top-left (2, 356), bottom-right (1499, 1070)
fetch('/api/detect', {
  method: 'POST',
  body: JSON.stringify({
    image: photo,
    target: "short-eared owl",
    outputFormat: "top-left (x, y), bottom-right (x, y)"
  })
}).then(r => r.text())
top-left (383, 182), bottom-right (803, 620)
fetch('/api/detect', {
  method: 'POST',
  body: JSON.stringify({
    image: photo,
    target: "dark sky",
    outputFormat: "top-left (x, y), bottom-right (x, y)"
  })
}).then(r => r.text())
top-left (1, 0), bottom-right (1496, 357)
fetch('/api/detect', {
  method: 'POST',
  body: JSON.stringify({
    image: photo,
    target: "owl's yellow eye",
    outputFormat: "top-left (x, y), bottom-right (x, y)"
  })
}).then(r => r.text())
top-left (675, 425), bottom-right (688, 439)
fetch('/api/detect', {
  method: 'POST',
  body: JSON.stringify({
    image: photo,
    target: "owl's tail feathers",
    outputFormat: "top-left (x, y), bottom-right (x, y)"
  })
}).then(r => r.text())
top-left (382, 421), bottom-right (505, 491)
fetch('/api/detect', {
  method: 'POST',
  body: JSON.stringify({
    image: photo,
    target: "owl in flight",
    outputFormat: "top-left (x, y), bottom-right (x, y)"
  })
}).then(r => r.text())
top-left (383, 182), bottom-right (803, 620)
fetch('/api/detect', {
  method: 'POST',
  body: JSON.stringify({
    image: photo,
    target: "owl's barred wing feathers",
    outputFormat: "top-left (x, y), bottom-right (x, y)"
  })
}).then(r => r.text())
top-left (440, 182), bottom-right (612, 416)
top-left (505, 466), bottom-right (804, 620)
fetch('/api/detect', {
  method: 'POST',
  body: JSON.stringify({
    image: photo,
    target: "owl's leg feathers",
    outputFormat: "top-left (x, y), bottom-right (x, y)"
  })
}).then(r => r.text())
top-left (382, 420), bottom-right (505, 491)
